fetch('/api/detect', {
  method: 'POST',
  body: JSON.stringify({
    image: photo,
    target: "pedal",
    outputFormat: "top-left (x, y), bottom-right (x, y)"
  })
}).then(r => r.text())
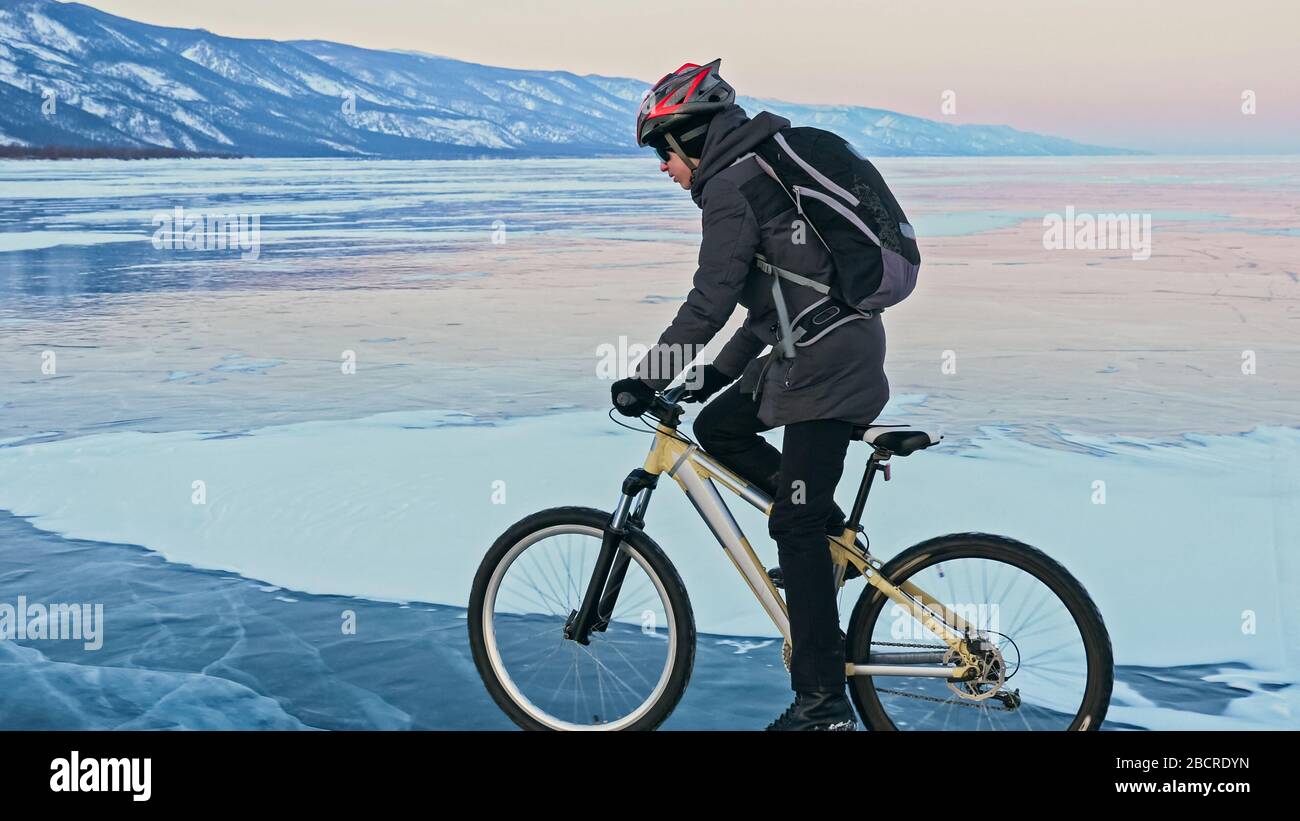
top-left (769, 564), bottom-right (860, 587)
top-left (767, 567), bottom-right (784, 589)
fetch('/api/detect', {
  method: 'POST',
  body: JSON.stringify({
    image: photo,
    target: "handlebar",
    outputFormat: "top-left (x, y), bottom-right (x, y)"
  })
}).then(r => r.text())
top-left (614, 383), bottom-right (686, 427)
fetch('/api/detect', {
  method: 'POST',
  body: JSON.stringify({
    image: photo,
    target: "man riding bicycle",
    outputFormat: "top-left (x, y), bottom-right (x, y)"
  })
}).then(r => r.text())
top-left (610, 59), bottom-right (890, 731)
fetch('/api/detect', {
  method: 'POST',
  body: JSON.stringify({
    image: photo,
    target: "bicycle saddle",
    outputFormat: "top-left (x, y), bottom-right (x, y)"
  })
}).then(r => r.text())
top-left (851, 423), bottom-right (943, 456)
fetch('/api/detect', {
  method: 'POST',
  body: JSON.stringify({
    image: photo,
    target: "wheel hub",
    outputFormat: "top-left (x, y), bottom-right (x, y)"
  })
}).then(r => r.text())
top-left (944, 633), bottom-right (1008, 702)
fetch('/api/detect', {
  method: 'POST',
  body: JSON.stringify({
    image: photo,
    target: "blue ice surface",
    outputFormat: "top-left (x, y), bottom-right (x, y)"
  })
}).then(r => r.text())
top-left (1, 157), bottom-right (1288, 309)
top-left (0, 158), bottom-right (696, 302)
top-left (1239, 227), bottom-right (1300, 237)
top-left (209, 358), bottom-right (284, 374)
top-left (0, 511), bottom-right (792, 730)
top-left (0, 510), bottom-right (1270, 731)
top-left (911, 211), bottom-right (1038, 236)
top-left (892, 209), bottom-right (1244, 238)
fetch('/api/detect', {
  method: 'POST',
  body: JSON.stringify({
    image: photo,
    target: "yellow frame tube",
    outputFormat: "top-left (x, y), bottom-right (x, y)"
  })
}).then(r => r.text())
top-left (641, 424), bottom-right (979, 674)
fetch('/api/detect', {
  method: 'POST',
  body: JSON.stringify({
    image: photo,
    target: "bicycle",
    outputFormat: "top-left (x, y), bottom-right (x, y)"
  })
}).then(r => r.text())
top-left (468, 384), bottom-right (1114, 730)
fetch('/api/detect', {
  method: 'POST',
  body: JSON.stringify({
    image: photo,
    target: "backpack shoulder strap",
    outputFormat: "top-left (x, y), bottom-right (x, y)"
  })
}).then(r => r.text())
top-left (753, 254), bottom-right (830, 295)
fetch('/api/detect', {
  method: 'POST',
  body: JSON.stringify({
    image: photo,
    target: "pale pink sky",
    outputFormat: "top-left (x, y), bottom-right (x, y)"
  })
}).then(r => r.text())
top-left (88, 0), bottom-right (1299, 153)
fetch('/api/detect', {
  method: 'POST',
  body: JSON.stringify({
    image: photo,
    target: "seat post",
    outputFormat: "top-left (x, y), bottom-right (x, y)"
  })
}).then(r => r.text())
top-left (845, 452), bottom-right (887, 533)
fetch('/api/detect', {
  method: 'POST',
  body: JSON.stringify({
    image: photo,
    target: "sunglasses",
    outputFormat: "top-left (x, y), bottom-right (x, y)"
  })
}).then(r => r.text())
top-left (652, 143), bottom-right (674, 164)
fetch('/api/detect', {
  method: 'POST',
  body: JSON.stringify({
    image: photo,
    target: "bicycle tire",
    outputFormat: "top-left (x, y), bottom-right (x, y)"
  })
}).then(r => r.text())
top-left (468, 506), bottom-right (696, 731)
top-left (846, 532), bottom-right (1113, 731)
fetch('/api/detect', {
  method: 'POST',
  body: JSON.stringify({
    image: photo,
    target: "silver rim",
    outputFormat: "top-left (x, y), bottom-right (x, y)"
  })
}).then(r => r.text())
top-left (481, 524), bottom-right (679, 730)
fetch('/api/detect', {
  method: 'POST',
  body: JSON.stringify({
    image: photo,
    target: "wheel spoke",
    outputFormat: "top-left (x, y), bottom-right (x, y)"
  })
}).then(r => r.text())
top-left (477, 520), bottom-right (680, 730)
top-left (855, 545), bottom-right (1108, 731)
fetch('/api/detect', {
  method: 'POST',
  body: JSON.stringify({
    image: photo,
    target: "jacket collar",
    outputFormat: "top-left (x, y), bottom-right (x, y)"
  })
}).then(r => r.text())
top-left (689, 104), bottom-right (791, 207)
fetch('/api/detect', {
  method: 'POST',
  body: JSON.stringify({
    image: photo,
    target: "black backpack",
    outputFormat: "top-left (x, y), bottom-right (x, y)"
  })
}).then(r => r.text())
top-left (750, 128), bottom-right (920, 355)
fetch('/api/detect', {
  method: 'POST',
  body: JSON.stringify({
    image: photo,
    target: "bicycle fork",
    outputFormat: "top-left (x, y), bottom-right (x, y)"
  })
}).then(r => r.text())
top-left (563, 469), bottom-right (658, 645)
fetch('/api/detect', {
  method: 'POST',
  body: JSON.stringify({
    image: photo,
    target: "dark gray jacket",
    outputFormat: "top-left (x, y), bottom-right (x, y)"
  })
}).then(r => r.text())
top-left (635, 104), bottom-right (889, 427)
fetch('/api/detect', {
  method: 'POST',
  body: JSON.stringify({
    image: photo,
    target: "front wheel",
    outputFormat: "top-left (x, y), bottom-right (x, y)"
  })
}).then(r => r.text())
top-left (846, 533), bottom-right (1113, 731)
top-left (468, 506), bottom-right (695, 730)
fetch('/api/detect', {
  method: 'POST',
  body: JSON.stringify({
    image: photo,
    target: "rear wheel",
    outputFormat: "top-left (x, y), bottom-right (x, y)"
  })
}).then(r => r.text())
top-left (846, 533), bottom-right (1113, 731)
top-left (468, 506), bottom-right (695, 730)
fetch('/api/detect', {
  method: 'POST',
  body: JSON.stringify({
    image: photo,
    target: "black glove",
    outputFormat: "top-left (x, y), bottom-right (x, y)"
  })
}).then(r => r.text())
top-left (610, 377), bottom-right (656, 417)
top-left (680, 364), bottom-right (734, 404)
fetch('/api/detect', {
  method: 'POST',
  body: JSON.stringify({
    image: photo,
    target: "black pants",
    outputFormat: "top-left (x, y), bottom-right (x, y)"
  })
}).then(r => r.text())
top-left (693, 382), bottom-right (853, 693)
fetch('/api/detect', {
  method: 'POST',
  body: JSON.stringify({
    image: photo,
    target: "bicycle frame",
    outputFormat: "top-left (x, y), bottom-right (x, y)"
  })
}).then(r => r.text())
top-left (567, 419), bottom-right (983, 682)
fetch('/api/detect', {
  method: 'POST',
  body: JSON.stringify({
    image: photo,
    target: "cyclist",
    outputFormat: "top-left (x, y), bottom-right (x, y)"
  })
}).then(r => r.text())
top-left (611, 60), bottom-right (890, 731)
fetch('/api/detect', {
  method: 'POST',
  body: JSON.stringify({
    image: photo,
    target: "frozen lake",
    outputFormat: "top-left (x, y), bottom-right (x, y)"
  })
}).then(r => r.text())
top-left (0, 156), bottom-right (1297, 729)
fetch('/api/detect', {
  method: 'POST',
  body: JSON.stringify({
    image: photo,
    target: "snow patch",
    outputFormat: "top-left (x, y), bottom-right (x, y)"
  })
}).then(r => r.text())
top-left (6, 38), bottom-right (75, 65)
top-left (75, 96), bottom-right (110, 119)
top-left (165, 104), bottom-right (232, 144)
top-left (464, 78), bottom-right (503, 103)
top-left (500, 78), bottom-right (565, 106)
top-left (180, 41), bottom-right (293, 97)
top-left (103, 62), bottom-right (205, 101)
top-left (93, 21), bottom-right (146, 53)
top-left (314, 138), bottom-right (370, 154)
top-left (292, 71), bottom-right (351, 98)
top-left (26, 11), bottom-right (86, 55)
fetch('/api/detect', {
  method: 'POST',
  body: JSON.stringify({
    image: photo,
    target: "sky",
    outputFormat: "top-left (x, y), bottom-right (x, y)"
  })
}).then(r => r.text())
top-left (84, 0), bottom-right (1300, 154)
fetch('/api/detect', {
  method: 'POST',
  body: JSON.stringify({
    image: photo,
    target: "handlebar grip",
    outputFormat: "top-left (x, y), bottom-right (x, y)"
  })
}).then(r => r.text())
top-left (615, 391), bottom-right (639, 409)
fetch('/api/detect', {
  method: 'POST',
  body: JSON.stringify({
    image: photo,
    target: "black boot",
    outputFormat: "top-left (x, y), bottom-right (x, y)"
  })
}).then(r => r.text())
top-left (765, 690), bottom-right (857, 731)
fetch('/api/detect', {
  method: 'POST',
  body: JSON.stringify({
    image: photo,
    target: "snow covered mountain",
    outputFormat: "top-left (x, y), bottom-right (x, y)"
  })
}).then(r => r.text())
top-left (0, 0), bottom-right (1131, 158)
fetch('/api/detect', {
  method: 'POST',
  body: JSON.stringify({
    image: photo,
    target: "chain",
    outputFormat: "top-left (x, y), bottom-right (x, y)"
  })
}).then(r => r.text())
top-left (863, 641), bottom-right (1016, 711)
top-left (871, 687), bottom-right (1015, 711)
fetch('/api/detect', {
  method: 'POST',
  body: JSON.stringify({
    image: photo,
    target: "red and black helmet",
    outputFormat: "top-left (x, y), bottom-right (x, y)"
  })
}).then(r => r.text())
top-left (635, 58), bottom-right (735, 149)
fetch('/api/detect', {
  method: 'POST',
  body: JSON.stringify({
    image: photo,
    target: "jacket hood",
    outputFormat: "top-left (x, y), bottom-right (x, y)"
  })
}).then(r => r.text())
top-left (689, 104), bottom-right (790, 207)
